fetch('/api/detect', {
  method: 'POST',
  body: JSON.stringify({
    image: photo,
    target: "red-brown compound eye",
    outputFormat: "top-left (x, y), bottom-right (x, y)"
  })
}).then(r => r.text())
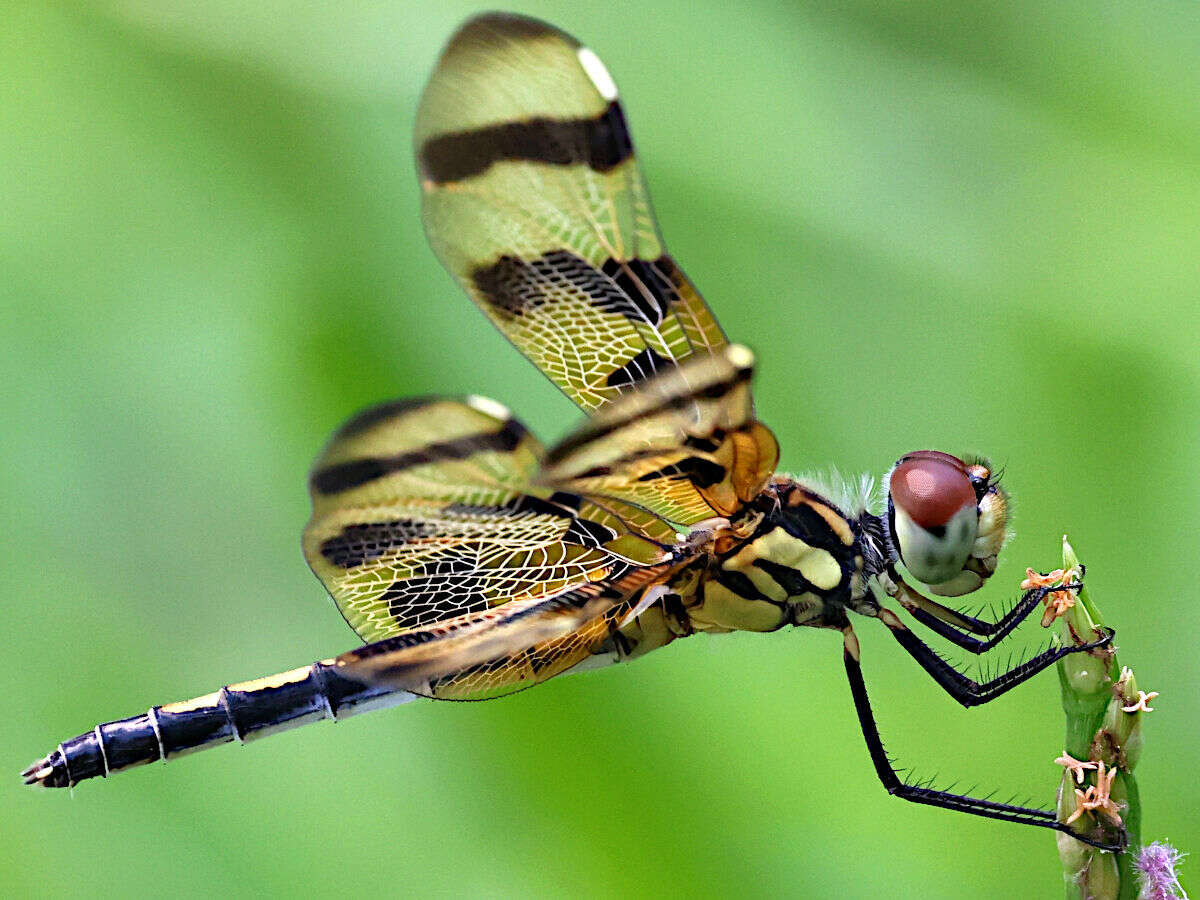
top-left (888, 451), bottom-right (980, 588)
top-left (890, 452), bottom-right (976, 530)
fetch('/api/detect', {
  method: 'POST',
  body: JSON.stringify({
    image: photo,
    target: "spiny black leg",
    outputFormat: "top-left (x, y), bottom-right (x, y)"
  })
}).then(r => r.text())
top-left (899, 586), bottom-right (1050, 654)
top-left (887, 566), bottom-right (1077, 653)
top-left (841, 625), bottom-right (1126, 852)
top-left (887, 565), bottom-right (1003, 635)
top-left (877, 608), bottom-right (1114, 708)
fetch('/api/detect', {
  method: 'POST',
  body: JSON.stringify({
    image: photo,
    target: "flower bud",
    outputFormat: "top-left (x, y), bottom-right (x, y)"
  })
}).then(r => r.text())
top-left (1056, 779), bottom-right (1094, 874)
top-left (1057, 632), bottom-right (1110, 697)
top-left (1073, 849), bottom-right (1120, 900)
top-left (1097, 669), bottom-right (1144, 771)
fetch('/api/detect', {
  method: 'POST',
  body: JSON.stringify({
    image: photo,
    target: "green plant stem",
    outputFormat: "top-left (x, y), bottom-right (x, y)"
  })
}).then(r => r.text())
top-left (1056, 537), bottom-right (1143, 900)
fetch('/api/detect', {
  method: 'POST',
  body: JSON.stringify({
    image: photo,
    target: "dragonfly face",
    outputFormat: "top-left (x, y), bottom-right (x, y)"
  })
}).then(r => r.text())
top-left (886, 450), bottom-right (1009, 597)
top-left (23, 9), bottom-right (1123, 855)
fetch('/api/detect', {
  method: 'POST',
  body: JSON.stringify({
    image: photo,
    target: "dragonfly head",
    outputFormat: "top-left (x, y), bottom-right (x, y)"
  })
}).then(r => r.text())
top-left (884, 451), bottom-right (1008, 596)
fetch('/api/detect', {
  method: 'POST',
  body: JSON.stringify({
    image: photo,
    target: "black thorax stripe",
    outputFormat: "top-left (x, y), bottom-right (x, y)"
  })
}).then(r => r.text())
top-left (419, 101), bottom-right (632, 184)
top-left (713, 568), bottom-right (786, 609)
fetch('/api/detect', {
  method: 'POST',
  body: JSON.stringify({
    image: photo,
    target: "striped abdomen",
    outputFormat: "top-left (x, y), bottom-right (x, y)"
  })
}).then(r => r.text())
top-left (22, 662), bottom-right (415, 789)
top-left (22, 607), bottom-right (675, 789)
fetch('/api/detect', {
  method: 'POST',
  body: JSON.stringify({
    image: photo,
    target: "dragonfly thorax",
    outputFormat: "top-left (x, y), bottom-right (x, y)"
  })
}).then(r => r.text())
top-left (685, 479), bottom-right (884, 634)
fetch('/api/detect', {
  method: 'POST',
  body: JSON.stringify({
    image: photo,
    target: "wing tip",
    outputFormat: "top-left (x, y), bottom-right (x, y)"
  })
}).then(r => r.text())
top-left (448, 12), bottom-right (575, 51)
top-left (329, 396), bottom-right (444, 442)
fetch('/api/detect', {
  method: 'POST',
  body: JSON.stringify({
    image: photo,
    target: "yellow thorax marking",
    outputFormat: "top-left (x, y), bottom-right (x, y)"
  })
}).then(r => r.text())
top-left (693, 581), bottom-right (787, 632)
top-left (812, 501), bottom-right (856, 546)
top-left (723, 527), bottom-right (842, 592)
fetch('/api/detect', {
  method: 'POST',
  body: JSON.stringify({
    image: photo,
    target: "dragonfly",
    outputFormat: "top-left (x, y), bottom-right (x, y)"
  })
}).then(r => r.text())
top-left (23, 12), bottom-right (1122, 852)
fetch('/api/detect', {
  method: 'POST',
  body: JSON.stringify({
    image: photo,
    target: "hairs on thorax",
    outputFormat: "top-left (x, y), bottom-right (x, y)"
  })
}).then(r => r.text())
top-left (789, 468), bottom-right (881, 516)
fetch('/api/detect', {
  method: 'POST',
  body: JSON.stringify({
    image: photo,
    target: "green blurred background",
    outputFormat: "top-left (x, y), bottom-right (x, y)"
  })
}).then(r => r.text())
top-left (3, 2), bottom-right (1197, 897)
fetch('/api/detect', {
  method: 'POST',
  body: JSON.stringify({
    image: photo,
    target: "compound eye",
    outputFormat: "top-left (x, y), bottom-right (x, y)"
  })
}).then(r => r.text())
top-left (889, 452), bottom-right (979, 586)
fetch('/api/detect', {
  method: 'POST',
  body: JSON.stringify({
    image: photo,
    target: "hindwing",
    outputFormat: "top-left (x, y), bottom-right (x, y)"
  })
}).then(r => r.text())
top-left (303, 396), bottom-right (677, 642)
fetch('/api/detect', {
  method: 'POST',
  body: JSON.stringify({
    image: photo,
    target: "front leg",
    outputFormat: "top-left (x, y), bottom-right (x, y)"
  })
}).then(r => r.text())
top-left (885, 567), bottom-right (1079, 655)
top-left (876, 607), bottom-right (1113, 708)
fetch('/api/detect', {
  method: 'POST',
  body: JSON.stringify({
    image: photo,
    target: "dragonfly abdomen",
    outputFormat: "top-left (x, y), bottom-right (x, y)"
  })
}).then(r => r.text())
top-left (23, 662), bottom-right (415, 788)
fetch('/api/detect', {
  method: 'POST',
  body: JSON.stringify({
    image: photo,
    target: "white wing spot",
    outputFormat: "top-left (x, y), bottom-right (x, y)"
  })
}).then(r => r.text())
top-left (577, 47), bottom-right (618, 101)
top-left (725, 344), bottom-right (755, 368)
top-left (466, 394), bottom-right (513, 422)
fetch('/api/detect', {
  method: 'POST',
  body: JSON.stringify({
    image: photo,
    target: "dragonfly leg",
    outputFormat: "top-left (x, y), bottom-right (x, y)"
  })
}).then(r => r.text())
top-left (875, 607), bottom-right (1113, 708)
top-left (840, 624), bottom-right (1125, 852)
top-left (887, 568), bottom-right (1074, 654)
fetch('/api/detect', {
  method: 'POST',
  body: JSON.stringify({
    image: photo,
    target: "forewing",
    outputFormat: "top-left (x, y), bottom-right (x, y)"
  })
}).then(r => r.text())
top-left (417, 13), bottom-right (727, 413)
top-left (303, 396), bottom-right (678, 642)
top-left (539, 345), bottom-right (780, 526)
